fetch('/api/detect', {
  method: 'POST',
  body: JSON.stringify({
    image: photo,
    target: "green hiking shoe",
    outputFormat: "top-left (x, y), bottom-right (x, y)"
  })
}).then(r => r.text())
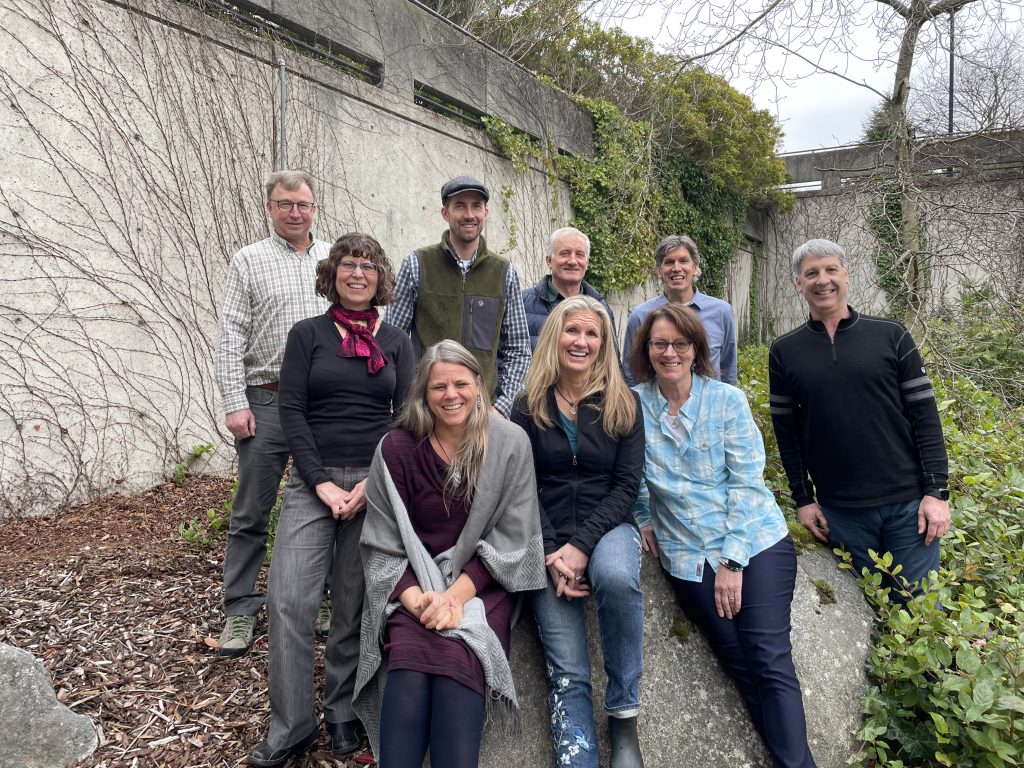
top-left (218, 614), bottom-right (255, 658)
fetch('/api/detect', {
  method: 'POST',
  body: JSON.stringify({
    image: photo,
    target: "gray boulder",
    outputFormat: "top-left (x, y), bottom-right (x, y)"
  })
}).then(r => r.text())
top-left (480, 546), bottom-right (872, 768)
top-left (0, 643), bottom-right (98, 768)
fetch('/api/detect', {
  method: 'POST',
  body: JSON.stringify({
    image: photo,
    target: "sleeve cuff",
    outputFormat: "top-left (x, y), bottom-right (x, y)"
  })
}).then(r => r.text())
top-left (223, 392), bottom-right (249, 414)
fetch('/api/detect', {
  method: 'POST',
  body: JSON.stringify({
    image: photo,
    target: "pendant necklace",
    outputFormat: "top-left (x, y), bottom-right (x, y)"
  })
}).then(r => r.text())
top-left (432, 432), bottom-right (462, 485)
top-left (554, 385), bottom-right (578, 415)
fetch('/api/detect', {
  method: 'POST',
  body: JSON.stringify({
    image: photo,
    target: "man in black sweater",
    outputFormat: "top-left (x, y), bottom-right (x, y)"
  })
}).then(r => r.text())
top-left (768, 239), bottom-right (951, 598)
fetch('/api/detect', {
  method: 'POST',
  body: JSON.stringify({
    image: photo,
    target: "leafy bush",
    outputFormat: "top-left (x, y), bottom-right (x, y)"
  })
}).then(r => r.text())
top-left (176, 474), bottom-right (286, 555)
top-left (177, 478), bottom-right (235, 550)
top-left (738, 343), bottom-right (1024, 768)
top-left (926, 288), bottom-right (1024, 407)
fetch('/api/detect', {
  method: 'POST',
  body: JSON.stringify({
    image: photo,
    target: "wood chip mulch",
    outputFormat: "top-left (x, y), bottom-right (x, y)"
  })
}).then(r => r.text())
top-left (0, 475), bottom-right (373, 768)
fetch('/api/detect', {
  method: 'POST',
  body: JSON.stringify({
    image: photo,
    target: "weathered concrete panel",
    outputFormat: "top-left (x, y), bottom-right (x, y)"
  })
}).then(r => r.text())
top-left (0, 0), bottom-right (570, 516)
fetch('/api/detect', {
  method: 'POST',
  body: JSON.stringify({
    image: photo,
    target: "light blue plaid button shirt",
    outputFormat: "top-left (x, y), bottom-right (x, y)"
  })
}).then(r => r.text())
top-left (632, 376), bottom-right (788, 582)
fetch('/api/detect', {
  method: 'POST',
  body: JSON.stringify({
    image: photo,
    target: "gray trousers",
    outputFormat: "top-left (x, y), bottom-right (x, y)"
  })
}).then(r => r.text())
top-left (266, 465), bottom-right (368, 747)
top-left (223, 387), bottom-right (290, 616)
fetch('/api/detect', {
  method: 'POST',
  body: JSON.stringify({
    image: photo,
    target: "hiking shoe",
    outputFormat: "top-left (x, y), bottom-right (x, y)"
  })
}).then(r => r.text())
top-left (315, 595), bottom-right (331, 637)
top-left (218, 615), bottom-right (255, 658)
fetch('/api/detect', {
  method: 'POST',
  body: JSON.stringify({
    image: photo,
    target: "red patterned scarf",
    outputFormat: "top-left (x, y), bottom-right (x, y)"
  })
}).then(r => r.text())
top-left (328, 304), bottom-right (386, 374)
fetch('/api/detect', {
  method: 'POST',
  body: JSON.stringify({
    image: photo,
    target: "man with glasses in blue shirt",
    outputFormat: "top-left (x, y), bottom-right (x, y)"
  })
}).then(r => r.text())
top-left (214, 170), bottom-right (329, 657)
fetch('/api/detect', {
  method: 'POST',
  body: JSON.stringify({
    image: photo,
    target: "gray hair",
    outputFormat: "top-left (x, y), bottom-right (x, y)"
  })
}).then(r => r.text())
top-left (265, 170), bottom-right (316, 200)
top-left (791, 239), bottom-right (847, 277)
top-left (548, 227), bottom-right (591, 258)
top-left (655, 234), bottom-right (699, 267)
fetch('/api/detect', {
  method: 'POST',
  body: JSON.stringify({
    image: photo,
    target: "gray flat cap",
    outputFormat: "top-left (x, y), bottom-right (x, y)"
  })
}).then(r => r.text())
top-left (441, 175), bottom-right (490, 204)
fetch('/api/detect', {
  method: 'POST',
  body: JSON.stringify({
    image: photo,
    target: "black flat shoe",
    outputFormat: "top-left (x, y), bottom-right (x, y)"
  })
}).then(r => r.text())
top-left (327, 719), bottom-right (366, 757)
top-left (248, 727), bottom-right (319, 767)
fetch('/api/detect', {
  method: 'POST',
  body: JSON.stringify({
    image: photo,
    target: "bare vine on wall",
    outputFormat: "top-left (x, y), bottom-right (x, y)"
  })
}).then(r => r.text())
top-left (0, 0), bottom-right (290, 516)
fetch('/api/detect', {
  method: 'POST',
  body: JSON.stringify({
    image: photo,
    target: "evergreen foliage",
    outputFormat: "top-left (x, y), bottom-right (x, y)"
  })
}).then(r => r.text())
top-left (477, 12), bottom-right (791, 294)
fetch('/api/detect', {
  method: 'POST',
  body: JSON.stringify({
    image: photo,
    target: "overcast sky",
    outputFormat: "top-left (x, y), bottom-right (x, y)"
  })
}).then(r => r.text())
top-left (602, 0), bottom-right (1023, 154)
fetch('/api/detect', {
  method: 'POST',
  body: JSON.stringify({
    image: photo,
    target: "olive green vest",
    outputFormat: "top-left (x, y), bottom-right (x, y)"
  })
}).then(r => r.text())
top-left (414, 232), bottom-right (508, 396)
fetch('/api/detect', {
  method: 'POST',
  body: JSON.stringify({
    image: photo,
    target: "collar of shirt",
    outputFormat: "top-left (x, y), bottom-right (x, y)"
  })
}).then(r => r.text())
top-left (441, 236), bottom-right (479, 272)
top-left (661, 289), bottom-right (706, 310)
top-left (646, 374), bottom-right (706, 436)
top-left (546, 276), bottom-right (562, 305)
top-left (270, 228), bottom-right (316, 254)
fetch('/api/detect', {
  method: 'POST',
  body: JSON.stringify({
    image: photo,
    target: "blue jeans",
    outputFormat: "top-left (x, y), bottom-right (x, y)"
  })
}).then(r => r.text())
top-left (822, 498), bottom-right (941, 599)
top-left (531, 523), bottom-right (644, 768)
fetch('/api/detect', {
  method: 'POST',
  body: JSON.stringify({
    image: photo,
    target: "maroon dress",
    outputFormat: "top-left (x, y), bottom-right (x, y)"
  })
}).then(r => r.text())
top-left (380, 429), bottom-right (514, 697)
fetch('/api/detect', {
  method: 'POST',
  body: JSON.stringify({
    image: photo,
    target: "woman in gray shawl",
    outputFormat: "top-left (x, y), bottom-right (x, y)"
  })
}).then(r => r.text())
top-left (353, 340), bottom-right (546, 767)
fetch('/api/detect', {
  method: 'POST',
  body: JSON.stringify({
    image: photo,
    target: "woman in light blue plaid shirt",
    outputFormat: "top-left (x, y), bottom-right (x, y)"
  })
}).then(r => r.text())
top-left (629, 304), bottom-right (817, 768)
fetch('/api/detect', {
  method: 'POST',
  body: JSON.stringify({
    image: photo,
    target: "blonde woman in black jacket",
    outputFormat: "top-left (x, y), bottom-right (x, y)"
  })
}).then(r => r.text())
top-left (511, 295), bottom-right (645, 768)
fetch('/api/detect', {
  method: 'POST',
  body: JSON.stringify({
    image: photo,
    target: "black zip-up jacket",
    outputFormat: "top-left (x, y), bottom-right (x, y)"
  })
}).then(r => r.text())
top-left (511, 388), bottom-right (645, 556)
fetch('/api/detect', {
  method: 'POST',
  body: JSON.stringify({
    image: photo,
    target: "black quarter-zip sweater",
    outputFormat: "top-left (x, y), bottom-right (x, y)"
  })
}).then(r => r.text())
top-left (767, 307), bottom-right (948, 508)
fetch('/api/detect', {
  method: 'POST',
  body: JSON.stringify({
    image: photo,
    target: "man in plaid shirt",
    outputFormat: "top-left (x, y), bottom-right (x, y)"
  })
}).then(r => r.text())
top-left (214, 170), bottom-right (329, 656)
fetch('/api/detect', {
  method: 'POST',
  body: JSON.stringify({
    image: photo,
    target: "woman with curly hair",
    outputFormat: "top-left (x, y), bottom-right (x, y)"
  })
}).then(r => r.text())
top-left (248, 233), bottom-right (413, 767)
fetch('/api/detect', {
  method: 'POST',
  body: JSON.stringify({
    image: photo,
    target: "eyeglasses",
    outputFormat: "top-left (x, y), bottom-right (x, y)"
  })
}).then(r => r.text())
top-left (648, 340), bottom-right (693, 354)
top-left (338, 260), bottom-right (379, 274)
top-left (270, 199), bottom-right (317, 213)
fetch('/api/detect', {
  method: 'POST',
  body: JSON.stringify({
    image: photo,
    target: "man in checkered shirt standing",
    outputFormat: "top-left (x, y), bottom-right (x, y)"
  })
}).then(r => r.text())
top-left (214, 170), bottom-right (329, 657)
top-left (386, 175), bottom-right (531, 418)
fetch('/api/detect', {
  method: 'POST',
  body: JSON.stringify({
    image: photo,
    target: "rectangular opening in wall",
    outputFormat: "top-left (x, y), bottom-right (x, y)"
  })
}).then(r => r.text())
top-left (778, 180), bottom-right (823, 192)
top-left (184, 0), bottom-right (384, 86)
top-left (414, 82), bottom-right (484, 129)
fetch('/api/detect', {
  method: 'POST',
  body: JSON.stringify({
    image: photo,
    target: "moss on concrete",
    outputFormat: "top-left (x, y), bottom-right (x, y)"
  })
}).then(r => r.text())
top-left (809, 577), bottom-right (837, 605)
top-left (669, 609), bottom-right (690, 645)
top-left (788, 520), bottom-right (820, 555)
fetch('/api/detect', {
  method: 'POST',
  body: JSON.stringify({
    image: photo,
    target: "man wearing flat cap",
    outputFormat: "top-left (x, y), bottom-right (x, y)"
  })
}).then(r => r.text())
top-left (387, 175), bottom-right (531, 417)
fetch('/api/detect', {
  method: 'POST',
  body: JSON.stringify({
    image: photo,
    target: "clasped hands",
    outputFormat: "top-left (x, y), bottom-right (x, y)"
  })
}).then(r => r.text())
top-left (546, 542), bottom-right (590, 600)
top-left (400, 587), bottom-right (464, 631)
top-left (316, 479), bottom-right (367, 521)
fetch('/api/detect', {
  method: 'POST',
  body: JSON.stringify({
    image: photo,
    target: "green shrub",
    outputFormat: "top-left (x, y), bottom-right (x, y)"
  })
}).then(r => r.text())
top-left (177, 478), bottom-right (235, 550)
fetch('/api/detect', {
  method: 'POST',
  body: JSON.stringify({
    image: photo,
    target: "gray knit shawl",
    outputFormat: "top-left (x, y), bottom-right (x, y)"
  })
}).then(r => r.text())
top-left (353, 415), bottom-right (547, 757)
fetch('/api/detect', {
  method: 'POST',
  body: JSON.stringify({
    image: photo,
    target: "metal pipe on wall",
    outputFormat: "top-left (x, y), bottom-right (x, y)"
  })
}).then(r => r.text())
top-left (278, 58), bottom-right (287, 168)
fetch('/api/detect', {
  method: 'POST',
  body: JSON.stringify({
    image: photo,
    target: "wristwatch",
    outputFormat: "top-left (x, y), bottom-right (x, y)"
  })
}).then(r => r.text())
top-left (720, 558), bottom-right (744, 572)
top-left (924, 488), bottom-right (950, 501)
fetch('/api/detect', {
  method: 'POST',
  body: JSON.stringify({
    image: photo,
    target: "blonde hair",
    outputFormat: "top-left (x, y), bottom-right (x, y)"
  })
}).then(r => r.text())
top-left (523, 296), bottom-right (635, 437)
top-left (395, 340), bottom-right (490, 504)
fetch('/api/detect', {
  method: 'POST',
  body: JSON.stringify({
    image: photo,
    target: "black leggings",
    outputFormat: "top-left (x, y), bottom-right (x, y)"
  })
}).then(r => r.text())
top-left (379, 669), bottom-right (485, 768)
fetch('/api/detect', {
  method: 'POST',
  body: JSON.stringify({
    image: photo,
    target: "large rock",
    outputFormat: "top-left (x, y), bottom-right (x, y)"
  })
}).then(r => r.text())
top-left (480, 547), bottom-right (873, 768)
top-left (0, 643), bottom-right (98, 768)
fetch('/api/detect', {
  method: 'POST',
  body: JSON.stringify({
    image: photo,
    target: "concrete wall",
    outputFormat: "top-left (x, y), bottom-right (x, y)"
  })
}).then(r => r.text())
top-left (0, 0), bottom-right (587, 516)
top-left (749, 132), bottom-right (1024, 336)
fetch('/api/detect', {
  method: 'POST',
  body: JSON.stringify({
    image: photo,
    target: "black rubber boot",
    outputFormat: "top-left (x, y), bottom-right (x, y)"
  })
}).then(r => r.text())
top-left (608, 715), bottom-right (644, 768)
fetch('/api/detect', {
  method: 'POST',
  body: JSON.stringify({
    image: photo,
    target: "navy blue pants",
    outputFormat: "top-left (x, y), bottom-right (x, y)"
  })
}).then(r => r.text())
top-left (666, 537), bottom-right (816, 768)
top-left (822, 498), bottom-right (940, 600)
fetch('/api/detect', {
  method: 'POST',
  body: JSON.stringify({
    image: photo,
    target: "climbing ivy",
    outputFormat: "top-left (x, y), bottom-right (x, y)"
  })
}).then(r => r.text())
top-left (868, 179), bottom-right (914, 319)
top-left (485, 99), bottom-right (750, 294)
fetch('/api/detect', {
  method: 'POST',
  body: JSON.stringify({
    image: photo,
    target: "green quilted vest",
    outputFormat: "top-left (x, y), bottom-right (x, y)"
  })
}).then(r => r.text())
top-left (414, 233), bottom-right (508, 396)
